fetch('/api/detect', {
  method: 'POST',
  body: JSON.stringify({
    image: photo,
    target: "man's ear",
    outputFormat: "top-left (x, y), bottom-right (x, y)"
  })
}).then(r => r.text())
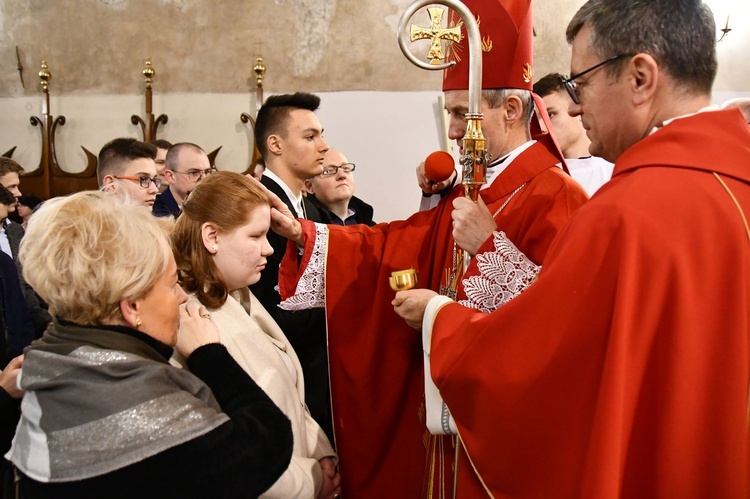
top-left (267, 135), bottom-right (282, 156)
top-left (119, 298), bottom-right (140, 329)
top-left (629, 53), bottom-right (659, 106)
top-left (164, 169), bottom-right (175, 183)
top-left (504, 95), bottom-right (524, 125)
top-left (101, 175), bottom-right (117, 192)
top-left (201, 222), bottom-right (219, 254)
top-left (304, 179), bottom-right (315, 195)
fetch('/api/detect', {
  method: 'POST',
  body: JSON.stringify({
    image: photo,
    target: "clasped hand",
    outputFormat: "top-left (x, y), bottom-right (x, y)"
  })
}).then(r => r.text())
top-left (452, 196), bottom-right (496, 256)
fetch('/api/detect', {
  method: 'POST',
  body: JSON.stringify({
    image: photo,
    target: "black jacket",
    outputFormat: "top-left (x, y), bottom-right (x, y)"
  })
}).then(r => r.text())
top-left (0, 252), bottom-right (35, 366)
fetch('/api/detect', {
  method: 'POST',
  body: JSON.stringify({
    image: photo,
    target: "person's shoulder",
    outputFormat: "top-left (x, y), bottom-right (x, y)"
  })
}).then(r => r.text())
top-left (156, 186), bottom-right (176, 203)
top-left (302, 196), bottom-right (328, 223)
top-left (261, 175), bottom-right (293, 204)
top-left (537, 163), bottom-right (589, 190)
top-left (567, 156), bottom-right (614, 171)
top-left (305, 193), bottom-right (323, 209)
top-left (583, 156), bottom-right (613, 169)
top-left (5, 220), bottom-right (23, 237)
top-left (304, 194), bottom-right (333, 224)
top-left (153, 188), bottom-right (177, 217)
top-left (349, 196), bottom-right (375, 225)
top-left (260, 174), bottom-right (281, 191)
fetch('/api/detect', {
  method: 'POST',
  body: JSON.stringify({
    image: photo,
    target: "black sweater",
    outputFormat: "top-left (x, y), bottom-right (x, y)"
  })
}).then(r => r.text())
top-left (14, 343), bottom-right (293, 499)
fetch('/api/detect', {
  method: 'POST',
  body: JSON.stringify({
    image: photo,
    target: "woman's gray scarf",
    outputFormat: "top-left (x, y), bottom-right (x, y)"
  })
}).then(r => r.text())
top-left (6, 320), bottom-right (229, 482)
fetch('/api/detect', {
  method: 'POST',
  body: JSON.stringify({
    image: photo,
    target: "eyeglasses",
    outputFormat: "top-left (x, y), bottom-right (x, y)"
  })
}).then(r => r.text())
top-left (114, 175), bottom-right (162, 189)
top-left (562, 54), bottom-right (632, 105)
top-left (320, 163), bottom-right (356, 177)
top-left (170, 168), bottom-right (215, 182)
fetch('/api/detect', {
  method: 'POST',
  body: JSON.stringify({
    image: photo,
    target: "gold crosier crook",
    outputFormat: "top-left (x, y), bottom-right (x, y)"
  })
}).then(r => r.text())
top-left (397, 2), bottom-right (489, 498)
top-left (398, 0), bottom-right (489, 299)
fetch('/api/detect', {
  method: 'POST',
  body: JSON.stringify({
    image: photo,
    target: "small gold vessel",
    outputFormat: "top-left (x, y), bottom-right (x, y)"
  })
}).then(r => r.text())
top-left (389, 268), bottom-right (418, 291)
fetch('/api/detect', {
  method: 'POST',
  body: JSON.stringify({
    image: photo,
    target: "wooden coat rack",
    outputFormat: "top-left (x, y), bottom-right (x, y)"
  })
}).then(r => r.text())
top-left (240, 51), bottom-right (266, 172)
top-left (20, 61), bottom-right (98, 200)
top-left (130, 58), bottom-right (221, 167)
top-left (131, 58), bottom-right (169, 143)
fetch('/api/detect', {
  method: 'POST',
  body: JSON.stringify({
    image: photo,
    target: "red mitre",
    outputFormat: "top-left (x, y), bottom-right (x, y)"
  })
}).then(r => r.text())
top-left (442, 0), bottom-right (534, 92)
top-left (441, 0), bottom-right (569, 172)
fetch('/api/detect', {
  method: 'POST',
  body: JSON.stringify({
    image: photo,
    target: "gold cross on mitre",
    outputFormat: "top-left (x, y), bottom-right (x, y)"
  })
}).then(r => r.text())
top-left (410, 7), bottom-right (462, 64)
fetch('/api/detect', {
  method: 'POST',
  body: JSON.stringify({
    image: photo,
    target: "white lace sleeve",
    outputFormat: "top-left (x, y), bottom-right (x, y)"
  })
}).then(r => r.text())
top-left (458, 231), bottom-right (540, 313)
top-left (278, 223), bottom-right (328, 311)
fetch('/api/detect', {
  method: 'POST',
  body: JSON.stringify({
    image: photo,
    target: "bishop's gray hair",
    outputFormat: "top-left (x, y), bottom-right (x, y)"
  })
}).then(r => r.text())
top-left (566, 0), bottom-right (717, 95)
top-left (483, 89), bottom-right (534, 129)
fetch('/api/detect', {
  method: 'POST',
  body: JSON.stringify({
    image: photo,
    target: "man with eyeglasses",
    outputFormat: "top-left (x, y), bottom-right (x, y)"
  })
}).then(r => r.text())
top-left (97, 138), bottom-right (160, 208)
top-left (153, 142), bottom-right (213, 218)
top-left (393, 0), bottom-right (750, 496)
top-left (305, 149), bottom-right (375, 226)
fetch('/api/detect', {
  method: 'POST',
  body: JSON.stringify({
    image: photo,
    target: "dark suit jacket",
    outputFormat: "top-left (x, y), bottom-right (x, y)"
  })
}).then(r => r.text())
top-left (6, 221), bottom-right (51, 336)
top-left (251, 175), bottom-right (333, 442)
top-left (0, 251), bottom-right (35, 364)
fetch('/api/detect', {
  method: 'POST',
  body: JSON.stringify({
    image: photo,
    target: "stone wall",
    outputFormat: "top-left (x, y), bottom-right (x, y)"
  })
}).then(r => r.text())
top-left (2, 0), bottom-right (748, 95)
top-left (0, 0), bottom-right (588, 97)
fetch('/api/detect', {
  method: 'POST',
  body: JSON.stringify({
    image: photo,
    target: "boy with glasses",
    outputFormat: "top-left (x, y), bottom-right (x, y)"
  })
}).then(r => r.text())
top-left (97, 138), bottom-right (160, 208)
top-left (153, 142), bottom-right (213, 218)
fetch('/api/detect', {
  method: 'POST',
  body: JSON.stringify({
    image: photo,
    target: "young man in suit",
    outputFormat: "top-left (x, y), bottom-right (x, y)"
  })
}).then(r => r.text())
top-left (251, 92), bottom-right (334, 441)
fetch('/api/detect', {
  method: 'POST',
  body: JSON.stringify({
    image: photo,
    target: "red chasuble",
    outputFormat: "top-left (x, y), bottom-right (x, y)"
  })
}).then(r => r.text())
top-left (279, 141), bottom-right (588, 497)
top-left (430, 109), bottom-right (750, 498)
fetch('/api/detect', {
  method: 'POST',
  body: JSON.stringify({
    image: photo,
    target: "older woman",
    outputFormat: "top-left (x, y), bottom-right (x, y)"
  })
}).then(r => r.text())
top-left (7, 190), bottom-right (293, 498)
top-left (172, 172), bottom-right (340, 499)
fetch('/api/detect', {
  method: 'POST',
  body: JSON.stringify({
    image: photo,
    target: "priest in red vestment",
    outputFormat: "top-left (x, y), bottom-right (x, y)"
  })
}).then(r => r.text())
top-left (274, 1), bottom-right (588, 496)
top-left (394, 1), bottom-right (750, 497)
